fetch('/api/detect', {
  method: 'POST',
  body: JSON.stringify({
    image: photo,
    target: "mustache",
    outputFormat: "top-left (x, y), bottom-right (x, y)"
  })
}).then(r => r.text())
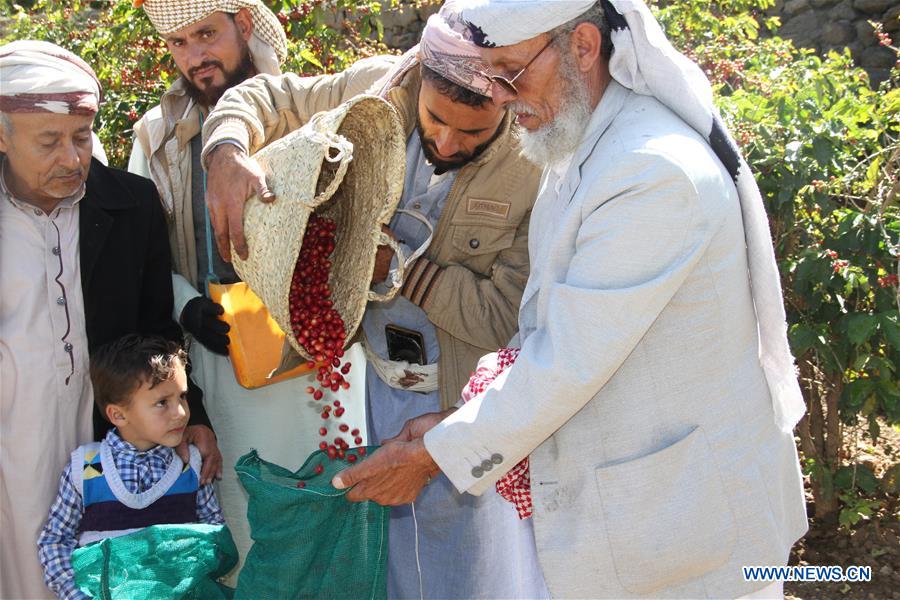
top-left (51, 168), bottom-right (84, 180)
top-left (188, 60), bottom-right (223, 78)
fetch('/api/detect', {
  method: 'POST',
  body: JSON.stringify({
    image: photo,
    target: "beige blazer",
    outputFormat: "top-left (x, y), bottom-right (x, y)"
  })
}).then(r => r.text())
top-left (425, 82), bottom-right (808, 597)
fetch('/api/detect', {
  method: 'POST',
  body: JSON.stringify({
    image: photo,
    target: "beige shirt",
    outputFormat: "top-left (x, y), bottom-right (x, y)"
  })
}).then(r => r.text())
top-left (0, 162), bottom-right (94, 599)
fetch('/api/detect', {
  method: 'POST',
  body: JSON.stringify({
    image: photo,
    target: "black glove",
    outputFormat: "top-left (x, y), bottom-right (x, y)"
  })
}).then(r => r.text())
top-left (180, 296), bottom-right (230, 356)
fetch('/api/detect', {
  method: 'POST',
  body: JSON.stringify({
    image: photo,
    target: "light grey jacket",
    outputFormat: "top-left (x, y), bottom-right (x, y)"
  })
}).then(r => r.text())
top-left (425, 81), bottom-right (808, 598)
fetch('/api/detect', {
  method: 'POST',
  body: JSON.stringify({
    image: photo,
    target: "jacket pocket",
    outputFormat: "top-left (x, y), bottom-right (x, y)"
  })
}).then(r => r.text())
top-left (449, 224), bottom-right (516, 257)
top-left (594, 426), bottom-right (736, 595)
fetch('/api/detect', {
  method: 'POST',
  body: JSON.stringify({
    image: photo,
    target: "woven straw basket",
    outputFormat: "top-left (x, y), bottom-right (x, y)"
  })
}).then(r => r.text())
top-left (231, 95), bottom-right (406, 360)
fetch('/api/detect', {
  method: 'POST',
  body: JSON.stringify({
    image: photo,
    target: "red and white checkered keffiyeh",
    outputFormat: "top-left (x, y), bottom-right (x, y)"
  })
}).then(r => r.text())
top-left (460, 348), bottom-right (532, 519)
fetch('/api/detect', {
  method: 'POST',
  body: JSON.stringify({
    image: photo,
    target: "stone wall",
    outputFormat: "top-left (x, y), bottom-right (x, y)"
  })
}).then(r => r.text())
top-left (772, 0), bottom-right (897, 84)
top-left (377, 1), bottom-right (897, 85)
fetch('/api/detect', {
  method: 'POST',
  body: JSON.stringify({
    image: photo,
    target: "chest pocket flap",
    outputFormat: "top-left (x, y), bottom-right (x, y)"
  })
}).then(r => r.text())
top-left (450, 223), bottom-right (517, 257)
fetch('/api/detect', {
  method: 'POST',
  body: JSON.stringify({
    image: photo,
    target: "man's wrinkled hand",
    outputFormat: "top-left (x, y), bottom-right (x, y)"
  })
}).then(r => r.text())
top-left (331, 439), bottom-right (439, 505)
top-left (175, 424), bottom-right (222, 485)
top-left (386, 407), bottom-right (457, 444)
top-left (205, 143), bottom-right (275, 262)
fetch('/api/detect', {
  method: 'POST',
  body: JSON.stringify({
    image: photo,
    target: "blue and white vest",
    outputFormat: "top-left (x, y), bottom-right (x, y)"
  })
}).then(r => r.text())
top-left (71, 440), bottom-right (202, 546)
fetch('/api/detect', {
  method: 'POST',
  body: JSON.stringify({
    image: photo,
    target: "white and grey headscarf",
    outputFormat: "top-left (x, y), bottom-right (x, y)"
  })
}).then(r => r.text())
top-left (459, 0), bottom-right (806, 432)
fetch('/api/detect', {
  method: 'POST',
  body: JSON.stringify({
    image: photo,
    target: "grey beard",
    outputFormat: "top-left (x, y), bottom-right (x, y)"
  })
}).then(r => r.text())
top-left (517, 51), bottom-right (593, 166)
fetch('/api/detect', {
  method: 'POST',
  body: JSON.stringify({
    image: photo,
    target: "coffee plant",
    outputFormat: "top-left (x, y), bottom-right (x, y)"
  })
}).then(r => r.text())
top-left (0, 0), bottom-right (390, 167)
top-left (653, 0), bottom-right (899, 525)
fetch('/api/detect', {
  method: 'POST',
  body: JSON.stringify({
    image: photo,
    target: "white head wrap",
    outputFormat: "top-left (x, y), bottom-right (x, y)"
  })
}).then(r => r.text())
top-left (458, 0), bottom-right (595, 47)
top-left (459, 0), bottom-right (806, 432)
top-left (141, 0), bottom-right (287, 73)
top-left (420, 1), bottom-right (493, 97)
top-left (0, 40), bottom-right (101, 115)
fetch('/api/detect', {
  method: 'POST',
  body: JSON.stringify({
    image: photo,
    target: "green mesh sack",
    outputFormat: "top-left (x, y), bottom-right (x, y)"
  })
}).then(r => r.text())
top-left (234, 448), bottom-right (390, 600)
top-left (72, 523), bottom-right (237, 599)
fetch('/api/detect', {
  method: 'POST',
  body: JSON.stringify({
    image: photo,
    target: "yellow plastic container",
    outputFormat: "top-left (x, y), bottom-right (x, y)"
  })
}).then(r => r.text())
top-left (208, 281), bottom-right (314, 389)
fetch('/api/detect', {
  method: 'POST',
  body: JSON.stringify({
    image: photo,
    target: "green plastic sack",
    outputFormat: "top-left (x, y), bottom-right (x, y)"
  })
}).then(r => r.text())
top-left (234, 448), bottom-right (390, 600)
top-left (72, 523), bottom-right (237, 599)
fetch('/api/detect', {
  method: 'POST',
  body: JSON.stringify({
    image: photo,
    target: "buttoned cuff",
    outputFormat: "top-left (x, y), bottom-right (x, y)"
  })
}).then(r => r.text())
top-left (400, 257), bottom-right (444, 309)
top-left (201, 117), bottom-right (251, 169)
top-left (423, 405), bottom-right (504, 497)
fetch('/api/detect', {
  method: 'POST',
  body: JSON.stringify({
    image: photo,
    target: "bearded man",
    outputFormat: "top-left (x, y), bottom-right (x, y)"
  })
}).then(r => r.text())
top-left (0, 40), bottom-right (215, 599)
top-left (127, 1), bottom-right (360, 582)
top-left (332, 1), bottom-right (810, 598)
top-left (200, 2), bottom-right (549, 596)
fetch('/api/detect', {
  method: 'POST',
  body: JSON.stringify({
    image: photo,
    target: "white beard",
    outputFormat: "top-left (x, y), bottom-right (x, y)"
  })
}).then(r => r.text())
top-left (516, 51), bottom-right (593, 166)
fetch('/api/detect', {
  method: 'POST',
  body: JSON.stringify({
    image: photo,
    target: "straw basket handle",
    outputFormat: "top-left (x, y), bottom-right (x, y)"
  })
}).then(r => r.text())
top-left (309, 131), bottom-right (353, 208)
top-left (367, 232), bottom-right (406, 303)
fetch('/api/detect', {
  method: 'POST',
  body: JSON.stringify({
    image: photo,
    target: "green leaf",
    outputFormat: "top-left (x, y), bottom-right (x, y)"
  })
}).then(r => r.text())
top-left (855, 465), bottom-right (879, 494)
top-left (833, 466), bottom-right (855, 490)
top-left (879, 314), bottom-right (900, 350)
top-left (298, 48), bottom-right (323, 69)
top-left (864, 156), bottom-right (883, 191)
top-left (812, 136), bottom-right (832, 167)
top-left (845, 313), bottom-right (878, 345)
top-left (789, 323), bottom-right (819, 356)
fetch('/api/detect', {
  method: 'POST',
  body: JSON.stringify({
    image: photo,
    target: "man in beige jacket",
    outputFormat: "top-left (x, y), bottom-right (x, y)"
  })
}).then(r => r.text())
top-left (202, 4), bottom-right (548, 597)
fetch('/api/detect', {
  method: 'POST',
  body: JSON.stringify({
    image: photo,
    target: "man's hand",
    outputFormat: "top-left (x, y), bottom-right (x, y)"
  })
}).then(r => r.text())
top-left (175, 424), bottom-right (223, 485)
top-left (371, 225), bottom-right (396, 285)
top-left (331, 439), bottom-right (439, 505)
top-left (205, 143), bottom-right (275, 262)
top-left (180, 296), bottom-right (230, 356)
top-left (386, 407), bottom-right (457, 444)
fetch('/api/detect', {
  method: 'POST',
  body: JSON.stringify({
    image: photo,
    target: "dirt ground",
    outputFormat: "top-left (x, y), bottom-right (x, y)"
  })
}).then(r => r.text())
top-left (785, 423), bottom-right (900, 600)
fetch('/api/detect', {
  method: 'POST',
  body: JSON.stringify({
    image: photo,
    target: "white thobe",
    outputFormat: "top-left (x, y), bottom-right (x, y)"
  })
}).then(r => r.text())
top-left (0, 166), bottom-right (94, 599)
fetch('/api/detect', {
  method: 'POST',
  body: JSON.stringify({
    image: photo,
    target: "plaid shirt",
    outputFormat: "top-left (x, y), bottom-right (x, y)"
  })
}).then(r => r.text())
top-left (37, 429), bottom-right (223, 600)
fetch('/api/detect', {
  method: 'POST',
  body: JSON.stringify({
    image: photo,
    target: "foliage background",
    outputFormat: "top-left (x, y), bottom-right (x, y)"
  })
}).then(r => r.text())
top-left (1, 0), bottom-right (898, 533)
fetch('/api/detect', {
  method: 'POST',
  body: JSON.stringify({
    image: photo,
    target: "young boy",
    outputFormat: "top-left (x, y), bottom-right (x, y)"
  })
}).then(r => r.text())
top-left (37, 335), bottom-right (225, 600)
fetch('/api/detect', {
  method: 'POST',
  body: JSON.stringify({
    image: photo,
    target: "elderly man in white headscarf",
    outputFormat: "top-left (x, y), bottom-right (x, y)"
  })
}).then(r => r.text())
top-left (199, 2), bottom-right (549, 596)
top-left (332, 1), bottom-right (809, 598)
top-left (0, 39), bottom-right (216, 599)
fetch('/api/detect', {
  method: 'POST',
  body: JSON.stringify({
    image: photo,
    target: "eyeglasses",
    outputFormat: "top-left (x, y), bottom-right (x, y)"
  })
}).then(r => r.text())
top-left (488, 35), bottom-right (556, 97)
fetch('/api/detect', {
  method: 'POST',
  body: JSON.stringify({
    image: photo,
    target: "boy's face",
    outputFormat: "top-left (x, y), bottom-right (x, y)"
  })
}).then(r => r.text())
top-left (107, 364), bottom-right (190, 451)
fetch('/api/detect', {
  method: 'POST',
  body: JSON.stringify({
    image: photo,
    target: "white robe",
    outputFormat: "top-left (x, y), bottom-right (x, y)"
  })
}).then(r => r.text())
top-left (0, 171), bottom-right (94, 599)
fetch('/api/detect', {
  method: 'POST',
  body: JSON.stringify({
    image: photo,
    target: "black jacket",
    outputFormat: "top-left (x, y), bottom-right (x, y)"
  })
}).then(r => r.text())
top-left (80, 158), bottom-right (211, 438)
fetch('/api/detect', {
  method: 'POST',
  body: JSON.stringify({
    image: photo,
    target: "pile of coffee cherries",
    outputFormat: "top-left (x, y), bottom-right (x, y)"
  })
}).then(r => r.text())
top-left (288, 214), bottom-right (365, 475)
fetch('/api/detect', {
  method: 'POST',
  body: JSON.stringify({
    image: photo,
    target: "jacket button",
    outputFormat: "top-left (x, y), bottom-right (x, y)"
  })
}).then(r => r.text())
top-left (471, 466), bottom-right (484, 478)
top-left (34, 208), bottom-right (43, 216)
top-left (64, 343), bottom-right (73, 353)
top-left (491, 453), bottom-right (503, 464)
top-left (468, 238), bottom-right (480, 249)
top-left (52, 246), bottom-right (61, 256)
top-left (481, 459), bottom-right (493, 472)
top-left (56, 296), bottom-right (66, 306)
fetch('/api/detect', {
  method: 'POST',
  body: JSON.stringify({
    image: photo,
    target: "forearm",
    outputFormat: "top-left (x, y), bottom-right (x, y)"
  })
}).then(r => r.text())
top-left (202, 57), bottom-right (394, 167)
top-left (410, 258), bottom-right (524, 350)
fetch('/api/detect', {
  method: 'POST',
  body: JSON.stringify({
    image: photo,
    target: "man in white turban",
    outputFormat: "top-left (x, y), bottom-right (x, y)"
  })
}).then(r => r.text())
top-left (332, 1), bottom-right (809, 598)
top-left (199, 1), bottom-right (550, 596)
top-left (0, 39), bottom-right (215, 598)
